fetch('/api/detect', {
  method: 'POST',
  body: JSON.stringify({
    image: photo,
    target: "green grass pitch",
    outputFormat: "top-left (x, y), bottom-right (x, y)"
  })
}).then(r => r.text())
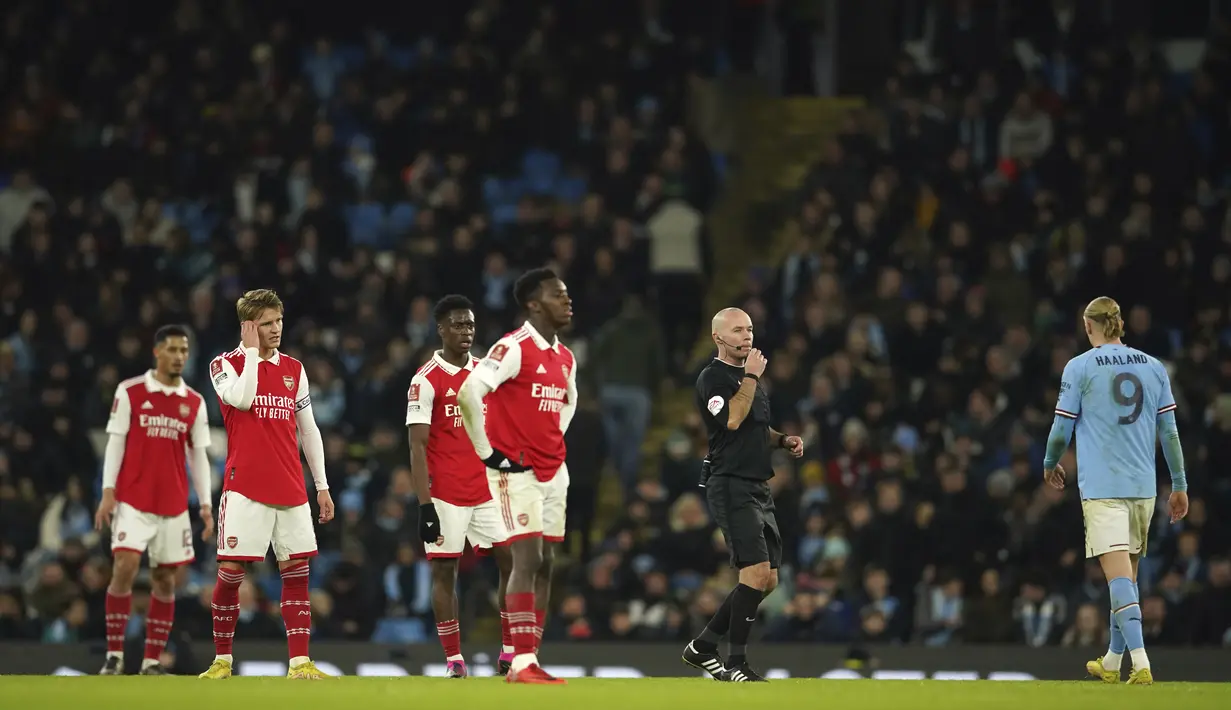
top-left (3, 677), bottom-right (1231, 710)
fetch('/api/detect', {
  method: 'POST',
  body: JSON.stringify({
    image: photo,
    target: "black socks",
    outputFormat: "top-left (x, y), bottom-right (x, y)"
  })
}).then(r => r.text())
top-left (725, 583), bottom-right (763, 666)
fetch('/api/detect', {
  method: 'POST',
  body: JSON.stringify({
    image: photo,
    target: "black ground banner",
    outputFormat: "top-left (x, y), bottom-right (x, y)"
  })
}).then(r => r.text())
top-left (1, 642), bottom-right (1227, 681)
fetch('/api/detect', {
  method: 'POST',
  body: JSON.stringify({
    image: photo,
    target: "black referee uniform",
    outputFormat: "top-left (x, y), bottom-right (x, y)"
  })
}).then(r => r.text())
top-left (695, 359), bottom-right (781, 570)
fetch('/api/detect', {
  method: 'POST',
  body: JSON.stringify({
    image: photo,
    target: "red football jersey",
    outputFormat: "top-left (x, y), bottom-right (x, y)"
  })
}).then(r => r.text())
top-left (471, 323), bottom-right (577, 482)
top-left (405, 352), bottom-right (490, 507)
top-left (210, 347), bottom-right (310, 507)
top-left (106, 372), bottom-right (211, 516)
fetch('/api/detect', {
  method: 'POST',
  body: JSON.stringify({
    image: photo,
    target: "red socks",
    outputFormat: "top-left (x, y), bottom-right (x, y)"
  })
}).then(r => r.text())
top-left (105, 591), bottom-right (131, 654)
top-left (436, 620), bottom-right (461, 659)
top-left (506, 592), bottom-right (537, 656)
top-left (211, 567), bottom-right (244, 656)
top-left (144, 595), bottom-right (175, 662)
top-left (500, 610), bottom-right (513, 650)
top-left (535, 608), bottom-right (546, 652)
top-left (280, 561), bottom-right (312, 660)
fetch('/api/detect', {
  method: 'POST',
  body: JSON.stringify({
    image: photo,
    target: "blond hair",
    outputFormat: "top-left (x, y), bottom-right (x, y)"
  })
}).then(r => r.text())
top-left (236, 289), bottom-right (284, 323)
top-left (1084, 297), bottom-right (1124, 340)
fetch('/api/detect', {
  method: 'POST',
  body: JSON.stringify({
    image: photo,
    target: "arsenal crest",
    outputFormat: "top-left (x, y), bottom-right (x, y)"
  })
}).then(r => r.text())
top-left (179, 403), bottom-right (191, 418)
top-left (283, 375), bottom-right (295, 391)
top-left (517, 513), bottom-right (530, 527)
top-left (226, 536), bottom-right (238, 549)
top-left (562, 365), bottom-right (570, 379)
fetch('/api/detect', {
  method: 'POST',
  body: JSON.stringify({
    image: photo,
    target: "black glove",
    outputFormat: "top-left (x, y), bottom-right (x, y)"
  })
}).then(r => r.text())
top-left (483, 448), bottom-right (529, 473)
top-left (419, 503), bottom-right (441, 543)
top-left (699, 458), bottom-right (712, 488)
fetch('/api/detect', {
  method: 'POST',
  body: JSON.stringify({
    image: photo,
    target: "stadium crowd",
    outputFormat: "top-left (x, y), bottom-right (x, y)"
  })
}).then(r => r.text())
top-left (544, 4), bottom-right (1231, 649)
top-left (2, 0), bottom-right (1230, 655)
top-left (0, 0), bottom-right (712, 645)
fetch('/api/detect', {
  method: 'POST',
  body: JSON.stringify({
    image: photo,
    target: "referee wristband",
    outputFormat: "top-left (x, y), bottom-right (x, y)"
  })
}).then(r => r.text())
top-left (778, 434), bottom-right (788, 449)
top-left (743, 373), bottom-right (760, 383)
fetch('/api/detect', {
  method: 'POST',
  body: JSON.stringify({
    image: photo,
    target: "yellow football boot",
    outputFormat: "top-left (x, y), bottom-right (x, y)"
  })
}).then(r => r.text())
top-left (1086, 658), bottom-right (1119, 683)
top-left (198, 658), bottom-right (233, 679)
top-left (287, 660), bottom-right (331, 679)
top-left (1126, 667), bottom-right (1154, 685)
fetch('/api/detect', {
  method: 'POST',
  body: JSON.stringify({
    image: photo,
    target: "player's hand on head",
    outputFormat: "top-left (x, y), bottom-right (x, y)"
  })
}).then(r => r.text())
top-left (199, 506), bottom-right (215, 541)
top-left (746, 349), bottom-right (767, 377)
top-left (482, 448), bottom-right (529, 473)
top-left (94, 490), bottom-right (116, 531)
top-left (240, 320), bottom-right (259, 348)
top-left (317, 490), bottom-right (335, 523)
top-left (1169, 490), bottom-right (1189, 523)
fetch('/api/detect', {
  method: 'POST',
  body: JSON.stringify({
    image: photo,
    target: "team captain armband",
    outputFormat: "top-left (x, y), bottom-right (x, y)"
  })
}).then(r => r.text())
top-left (295, 395), bottom-right (311, 412)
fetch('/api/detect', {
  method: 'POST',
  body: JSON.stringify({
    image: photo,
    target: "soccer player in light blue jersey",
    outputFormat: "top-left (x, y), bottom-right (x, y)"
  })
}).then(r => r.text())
top-left (1042, 297), bottom-right (1189, 686)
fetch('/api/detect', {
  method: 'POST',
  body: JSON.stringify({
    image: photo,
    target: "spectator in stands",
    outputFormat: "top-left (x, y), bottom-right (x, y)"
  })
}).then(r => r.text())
top-left (588, 296), bottom-right (663, 495)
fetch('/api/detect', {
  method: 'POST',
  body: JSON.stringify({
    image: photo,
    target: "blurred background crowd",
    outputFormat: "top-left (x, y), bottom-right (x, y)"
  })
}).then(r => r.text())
top-left (2, 0), bottom-right (1230, 657)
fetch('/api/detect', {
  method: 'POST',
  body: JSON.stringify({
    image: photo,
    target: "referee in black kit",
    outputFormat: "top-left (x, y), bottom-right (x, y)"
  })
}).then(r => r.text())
top-left (681, 307), bottom-right (804, 683)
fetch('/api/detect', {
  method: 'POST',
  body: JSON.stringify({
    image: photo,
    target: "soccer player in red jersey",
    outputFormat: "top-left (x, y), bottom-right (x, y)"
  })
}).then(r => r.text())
top-left (406, 295), bottom-right (513, 678)
top-left (199, 289), bottom-right (335, 680)
top-left (93, 325), bottom-right (213, 676)
top-left (458, 268), bottom-right (576, 685)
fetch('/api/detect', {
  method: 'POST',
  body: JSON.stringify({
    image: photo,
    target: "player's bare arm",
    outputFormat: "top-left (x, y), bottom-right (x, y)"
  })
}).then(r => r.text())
top-left (724, 374), bottom-right (761, 430)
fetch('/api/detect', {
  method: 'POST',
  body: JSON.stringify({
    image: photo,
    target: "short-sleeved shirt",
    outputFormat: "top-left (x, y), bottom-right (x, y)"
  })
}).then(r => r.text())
top-left (107, 371), bottom-right (211, 516)
top-left (1054, 343), bottom-right (1175, 500)
top-left (405, 352), bottom-right (491, 507)
top-left (696, 359), bottom-right (773, 481)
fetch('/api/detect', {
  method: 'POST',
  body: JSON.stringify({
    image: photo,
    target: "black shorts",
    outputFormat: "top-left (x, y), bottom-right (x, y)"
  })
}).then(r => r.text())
top-left (705, 475), bottom-right (781, 569)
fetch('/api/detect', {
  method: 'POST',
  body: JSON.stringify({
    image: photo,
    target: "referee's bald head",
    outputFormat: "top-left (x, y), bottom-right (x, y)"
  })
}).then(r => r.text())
top-left (711, 307), bottom-right (753, 360)
top-left (711, 307), bottom-right (749, 336)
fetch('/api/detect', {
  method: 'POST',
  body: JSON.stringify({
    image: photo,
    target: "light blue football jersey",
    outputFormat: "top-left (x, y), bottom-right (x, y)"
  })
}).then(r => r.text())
top-left (1054, 344), bottom-right (1175, 500)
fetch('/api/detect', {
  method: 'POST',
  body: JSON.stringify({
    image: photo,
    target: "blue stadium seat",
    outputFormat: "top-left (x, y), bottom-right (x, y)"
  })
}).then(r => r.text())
top-left (386, 201), bottom-right (417, 238)
top-left (371, 618), bottom-right (426, 644)
top-left (182, 201), bottom-right (217, 243)
top-left (502, 177), bottom-right (530, 202)
top-left (490, 203), bottom-right (519, 229)
top-left (257, 573), bottom-right (281, 602)
top-left (310, 551), bottom-right (342, 589)
top-left (521, 150), bottom-right (561, 185)
top-left (345, 203), bottom-right (386, 247)
top-left (387, 46), bottom-right (415, 71)
top-left (334, 44), bottom-right (367, 72)
top-left (482, 176), bottom-right (506, 205)
top-left (161, 201), bottom-right (185, 223)
top-left (553, 177), bottom-right (588, 204)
